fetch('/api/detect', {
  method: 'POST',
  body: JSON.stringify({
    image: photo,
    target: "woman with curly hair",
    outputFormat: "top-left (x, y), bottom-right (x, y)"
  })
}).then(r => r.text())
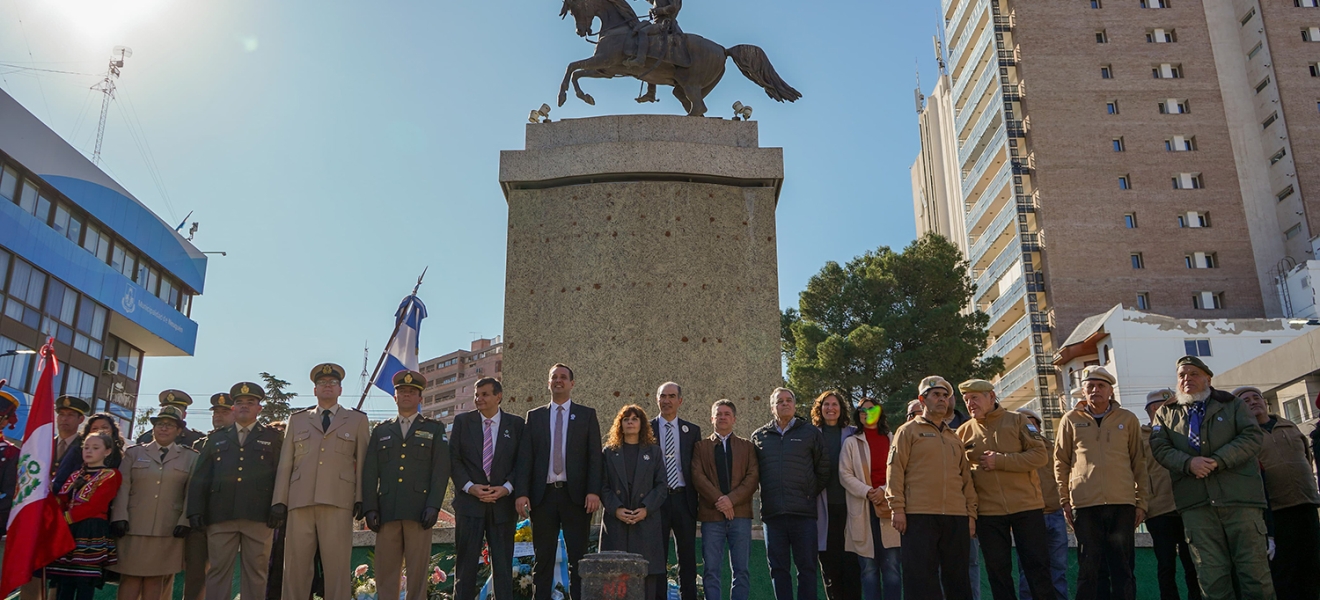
top-left (812, 391), bottom-right (860, 600)
top-left (48, 431), bottom-right (124, 600)
top-left (600, 404), bottom-right (669, 600)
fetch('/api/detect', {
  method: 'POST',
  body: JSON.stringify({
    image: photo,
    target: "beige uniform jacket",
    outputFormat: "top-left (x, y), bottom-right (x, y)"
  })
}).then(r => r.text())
top-left (1141, 424), bottom-right (1178, 518)
top-left (885, 416), bottom-right (978, 517)
top-left (956, 407), bottom-right (1048, 516)
top-left (273, 404), bottom-right (371, 510)
top-left (1054, 405), bottom-right (1148, 511)
top-left (1037, 446), bottom-right (1062, 514)
top-left (1259, 416), bottom-right (1320, 510)
top-left (112, 441), bottom-right (198, 535)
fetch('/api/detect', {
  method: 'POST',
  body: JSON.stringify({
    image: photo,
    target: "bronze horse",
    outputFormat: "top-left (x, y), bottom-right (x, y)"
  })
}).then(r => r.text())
top-left (558, 0), bottom-right (802, 117)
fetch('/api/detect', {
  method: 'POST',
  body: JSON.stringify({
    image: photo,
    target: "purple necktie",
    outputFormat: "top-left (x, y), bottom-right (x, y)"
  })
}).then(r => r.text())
top-left (553, 406), bottom-right (566, 476)
top-left (483, 419), bottom-right (494, 479)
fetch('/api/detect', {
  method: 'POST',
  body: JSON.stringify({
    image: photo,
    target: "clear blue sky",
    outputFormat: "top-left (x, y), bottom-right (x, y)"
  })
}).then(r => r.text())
top-left (1, 0), bottom-right (942, 414)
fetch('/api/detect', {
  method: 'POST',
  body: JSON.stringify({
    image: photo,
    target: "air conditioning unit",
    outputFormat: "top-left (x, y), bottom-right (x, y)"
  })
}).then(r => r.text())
top-left (102, 359), bottom-right (118, 375)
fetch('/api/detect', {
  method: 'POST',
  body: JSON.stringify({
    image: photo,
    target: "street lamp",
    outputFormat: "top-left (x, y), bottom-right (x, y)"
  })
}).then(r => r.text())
top-left (0, 350), bottom-right (35, 358)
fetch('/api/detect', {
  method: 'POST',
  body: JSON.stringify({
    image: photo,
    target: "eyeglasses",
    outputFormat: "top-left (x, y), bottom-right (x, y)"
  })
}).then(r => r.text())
top-left (315, 380), bottom-right (341, 387)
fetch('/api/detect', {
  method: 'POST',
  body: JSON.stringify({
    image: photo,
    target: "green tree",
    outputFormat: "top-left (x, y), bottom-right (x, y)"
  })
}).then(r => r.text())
top-left (259, 372), bottom-right (297, 424)
top-left (134, 406), bottom-right (157, 439)
top-left (782, 233), bottom-right (1005, 425)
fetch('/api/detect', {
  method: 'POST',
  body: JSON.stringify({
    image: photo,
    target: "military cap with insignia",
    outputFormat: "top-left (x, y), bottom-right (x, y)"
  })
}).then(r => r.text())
top-left (1176, 355), bottom-right (1213, 377)
top-left (150, 405), bottom-right (187, 427)
top-left (392, 369), bottom-right (426, 392)
top-left (958, 379), bottom-right (996, 394)
top-left (1145, 388), bottom-right (1175, 407)
top-left (918, 375), bottom-right (954, 396)
top-left (210, 393), bottom-right (234, 410)
top-left (158, 389), bottom-right (192, 408)
top-left (230, 382), bottom-right (266, 401)
top-left (55, 395), bottom-right (91, 416)
top-left (1081, 365), bottom-right (1116, 386)
top-left (310, 363), bottom-right (346, 382)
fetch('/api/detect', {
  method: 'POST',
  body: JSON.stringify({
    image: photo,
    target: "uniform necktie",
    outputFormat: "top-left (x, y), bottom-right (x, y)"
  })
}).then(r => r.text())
top-left (664, 423), bottom-right (681, 490)
top-left (322, 409), bottom-right (332, 432)
top-left (1188, 402), bottom-right (1206, 452)
top-left (57, 438), bottom-right (68, 460)
top-left (400, 417), bottom-right (410, 439)
top-left (483, 419), bottom-right (495, 479)
top-left (553, 406), bottom-right (566, 476)
top-left (238, 427), bottom-right (248, 446)
top-left (160, 447), bottom-right (169, 462)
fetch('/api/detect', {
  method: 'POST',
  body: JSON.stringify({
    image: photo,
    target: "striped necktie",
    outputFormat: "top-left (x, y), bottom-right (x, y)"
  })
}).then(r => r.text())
top-left (664, 423), bottom-right (681, 490)
top-left (483, 418), bottom-right (494, 479)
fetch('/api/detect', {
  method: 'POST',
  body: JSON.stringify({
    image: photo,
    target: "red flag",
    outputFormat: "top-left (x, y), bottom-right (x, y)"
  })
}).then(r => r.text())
top-left (1, 340), bottom-right (75, 595)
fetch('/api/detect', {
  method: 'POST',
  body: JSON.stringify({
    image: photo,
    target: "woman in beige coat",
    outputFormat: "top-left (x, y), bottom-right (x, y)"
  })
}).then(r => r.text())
top-left (108, 406), bottom-right (198, 600)
top-left (838, 397), bottom-right (902, 600)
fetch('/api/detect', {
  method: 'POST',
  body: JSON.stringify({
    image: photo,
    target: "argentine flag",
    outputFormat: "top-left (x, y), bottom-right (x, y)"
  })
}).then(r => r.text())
top-left (373, 294), bottom-right (427, 397)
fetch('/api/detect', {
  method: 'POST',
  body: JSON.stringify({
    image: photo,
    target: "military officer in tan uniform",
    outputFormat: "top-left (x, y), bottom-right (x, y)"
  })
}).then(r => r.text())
top-left (110, 405), bottom-right (199, 600)
top-left (271, 363), bottom-right (370, 600)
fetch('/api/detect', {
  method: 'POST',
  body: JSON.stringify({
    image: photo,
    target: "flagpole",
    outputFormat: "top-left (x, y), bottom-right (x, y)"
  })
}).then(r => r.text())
top-left (356, 267), bottom-right (427, 410)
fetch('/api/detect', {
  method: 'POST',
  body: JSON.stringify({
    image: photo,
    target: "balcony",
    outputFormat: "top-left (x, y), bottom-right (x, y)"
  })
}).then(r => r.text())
top-left (969, 199), bottom-right (1018, 266)
top-left (961, 96), bottom-right (1004, 157)
top-left (962, 130), bottom-right (1008, 198)
top-left (956, 67), bottom-right (1000, 131)
top-left (997, 49), bottom-right (1017, 66)
top-left (985, 276), bottom-right (1027, 329)
top-left (951, 25), bottom-right (994, 84)
top-left (996, 355), bottom-right (1037, 398)
top-left (973, 243), bottom-right (1021, 305)
top-left (982, 314), bottom-right (1030, 363)
top-left (965, 165), bottom-right (1011, 232)
top-left (947, 0), bottom-right (989, 53)
top-left (953, 44), bottom-right (996, 103)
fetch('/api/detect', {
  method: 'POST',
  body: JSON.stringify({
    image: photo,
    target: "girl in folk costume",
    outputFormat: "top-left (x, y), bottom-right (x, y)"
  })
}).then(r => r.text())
top-left (47, 431), bottom-right (123, 600)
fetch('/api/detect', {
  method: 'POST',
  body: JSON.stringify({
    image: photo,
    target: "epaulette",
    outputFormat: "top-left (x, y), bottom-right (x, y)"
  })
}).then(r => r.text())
top-left (182, 445), bottom-right (199, 453)
top-left (294, 406), bottom-right (315, 414)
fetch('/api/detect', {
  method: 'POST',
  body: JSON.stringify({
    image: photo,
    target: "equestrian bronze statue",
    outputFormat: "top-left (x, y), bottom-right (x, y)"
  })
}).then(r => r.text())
top-left (557, 0), bottom-right (802, 117)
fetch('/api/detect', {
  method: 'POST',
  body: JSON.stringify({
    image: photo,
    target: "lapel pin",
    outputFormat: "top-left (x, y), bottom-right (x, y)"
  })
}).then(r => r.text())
top-left (1118, 424), bottom-right (1125, 430)
top-left (681, 425), bottom-right (689, 433)
top-left (570, 413), bottom-right (577, 421)
top-left (643, 454), bottom-right (651, 461)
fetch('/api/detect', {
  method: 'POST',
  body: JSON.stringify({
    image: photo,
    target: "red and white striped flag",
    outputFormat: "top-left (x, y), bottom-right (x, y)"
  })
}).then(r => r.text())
top-left (1, 340), bottom-right (74, 596)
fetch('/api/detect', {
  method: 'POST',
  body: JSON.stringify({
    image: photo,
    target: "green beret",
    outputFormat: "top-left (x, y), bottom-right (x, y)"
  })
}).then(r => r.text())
top-left (150, 405), bottom-right (187, 428)
top-left (310, 363), bottom-right (346, 383)
top-left (958, 379), bottom-right (995, 394)
top-left (158, 389), bottom-right (193, 408)
top-left (229, 382), bottom-right (266, 402)
top-left (210, 393), bottom-right (233, 410)
top-left (392, 370), bottom-right (426, 392)
top-left (1176, 355), bottom-right (1213, 377)
top-left (54, 395), bottom-right (90, 416)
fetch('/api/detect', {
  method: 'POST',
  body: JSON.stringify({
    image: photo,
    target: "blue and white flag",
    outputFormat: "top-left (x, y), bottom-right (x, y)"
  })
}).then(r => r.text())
top-left (373, 294), bottom-right (427, 396)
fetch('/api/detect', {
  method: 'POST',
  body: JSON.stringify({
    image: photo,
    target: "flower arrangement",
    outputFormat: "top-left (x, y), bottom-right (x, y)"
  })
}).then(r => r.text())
top-left (350, 519), bottom-right (549, 599)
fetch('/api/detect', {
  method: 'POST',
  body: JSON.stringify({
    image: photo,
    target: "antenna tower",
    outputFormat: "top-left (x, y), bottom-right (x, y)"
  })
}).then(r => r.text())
top-left (91, 46), bottom-right (131, 165)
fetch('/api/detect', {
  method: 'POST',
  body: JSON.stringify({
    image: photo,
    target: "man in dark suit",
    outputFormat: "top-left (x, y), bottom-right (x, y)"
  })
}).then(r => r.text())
top-left (451, 377), bottom-right (525, 600)
top-left (363, 370), bottom-right (451, 600)
top-left (651, 381), bottom-right (701, 600)
top-left (188, 382), bottom-right (284, 600)
top-left (515, 363), bottom-right (603, 600)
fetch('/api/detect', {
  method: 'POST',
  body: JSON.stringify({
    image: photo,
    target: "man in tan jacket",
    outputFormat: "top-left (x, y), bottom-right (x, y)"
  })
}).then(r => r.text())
top-left (270, 363), bottom-right (371, 600)
top-left (1054, 366), bottom-right (1148, 600)
top-left (956, 379), bottom-right (1055, 600)
top-left (691, 399), bottom-right (759, 600)
top-left (1142, 389), bottom-right (1200, 600)
top-left (1016, 409), bottom-right (1068, 600)
top-left (886, 375), bottom-right (977, 600)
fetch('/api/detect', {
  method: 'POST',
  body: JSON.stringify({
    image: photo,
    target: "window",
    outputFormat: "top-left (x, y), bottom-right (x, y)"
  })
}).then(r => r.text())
top-left (1178, 211), bottom-right (1211, 228)
top-left (1305, 27), bottom-right (1320, 41)
top-left (1311, 63), bottom-right (1320, 77)
top-left (16, 181), bottom-right (50, 223)
top-left (1270, 148), bottom-right (1288, 165)
top-left (1241, 7), bottom-right (1256, 25)
top-left (1192, 292), bottom-right (1224, 310)
top-left (1278, 185), bottom-right (1296, 201)
top-left (1249, 42), bottom-right (1264, 59)
top-left (1263, 112), bottom-right (1279, 129)
top-left (1147, 28), bottom-right (1177, 42)
top-left (1299, 0), bottom-right (1320, 7)
top-left (1131, 253), bottom-right (1145, 269)
top-left (51, 204), bottom-right (83, 245)
top-left (1101, 65), bottom-right (1114, 79)
top-left (1125, 213), bottom-right (1138, 228)
top-left (1165, 136), bottom-right (1196, 151)
top-left (1185, 252), bottom-right (1219, 268)
top-left (82, 224), bottom-right (110, 262)
top-left (109, 338), bottom-right (143, 381)
top-left (0, 337), bottom-right (34, 393)
top-left (1119, 175), bottom-right (1131, 189)
top-left (1141, 0), bottom-right (1171, 7)
top-left (1286, 223), bottom-right (1303, 239)
top-left (0, 166), bottom-right (17, 202)
top-left (1113, 137), bottom-right (1125, 151)
top-left (1097, 30), bottom-right (1109, 43)
top-left (1173, 173), bottom-right (1204, 189)
top-left (1153, 64), bottom-right (1183, 78)
top-left (62, 366), bottom-right (96, 399)
top-left (1107, 101), bottom-right (1120, 114)
top-left (1092, 0), bottom-right (1102, 7)
top-left (3, 260), bottom-right (45, 329)
top-left (73, 296), bottom-right (106, 358)
top-left (1256, 76), bottom-right (1272, 93)
top-left (1184, 339), bottom-right (1212, 357)
top-left (1159, 100), bottom-right (1189, 114)
top-left (1136, 293), bottom-right (1151, 310)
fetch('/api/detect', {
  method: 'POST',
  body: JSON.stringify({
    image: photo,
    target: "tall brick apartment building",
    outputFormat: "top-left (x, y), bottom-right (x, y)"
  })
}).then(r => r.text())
top-left (418, 336), bottom-right (502, 425)
top-left (913, 0), bottom-right (1320, 425)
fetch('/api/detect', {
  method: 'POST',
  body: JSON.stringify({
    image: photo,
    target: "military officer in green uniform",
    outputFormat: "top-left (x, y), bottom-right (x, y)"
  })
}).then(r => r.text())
top-left (188, 382), bottom-right (285, 600)
top-left (136, 389), bottom-right (205, 448)
top-left (363, 369), bottom-right (451, 600)
top-left (179, 392), bottom-right (236, 600)
top-left (1150, 355), bottom-right (1274, 600)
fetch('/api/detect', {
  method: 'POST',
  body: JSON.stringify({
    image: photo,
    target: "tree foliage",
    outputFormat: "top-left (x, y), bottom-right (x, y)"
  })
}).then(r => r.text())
top-left (259, 372), bottom-right (297, 425)
top-left (782, 233), bottom-right (1005, 425)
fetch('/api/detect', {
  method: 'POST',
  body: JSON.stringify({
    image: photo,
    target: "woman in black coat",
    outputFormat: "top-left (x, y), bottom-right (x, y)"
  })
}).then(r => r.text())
top-left (600, 404), bottom-right (669, 600)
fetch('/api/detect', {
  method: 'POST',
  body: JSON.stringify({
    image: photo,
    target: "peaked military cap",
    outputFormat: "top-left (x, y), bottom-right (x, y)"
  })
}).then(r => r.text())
top-left (55, 395), bottom-right (91, 416)
top-left (958, 379), bottom-right (995, 394)
top-left (159, 389), bottom-right (193, 408)
top-left (392, 369), bottom-right (426, 392)
top-left (918, 375), bottom-right (953, 396)
top-left (210, 393), bottom-right (233, 410)
top-left (1082, 365), bottom-right (1116, 385)
top-left (150, 405), bottom-right (187, 427)
top-left (230, 382), bottom-right (266, 401)
top-left (1145, 388), bottom-right (1175, 407)
top-left (310, 363), bottom-right (346, 383)
top-left (1176, 355), bottom-right (1213, 377)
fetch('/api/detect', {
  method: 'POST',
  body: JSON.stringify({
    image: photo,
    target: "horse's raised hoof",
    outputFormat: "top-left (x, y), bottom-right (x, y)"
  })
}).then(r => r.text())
top-left (582, 94), bottom-right (596, 106)
top-left (557, 91), bottom-right (567, 107)
top-left (635, 94), bottom-right (657, 103)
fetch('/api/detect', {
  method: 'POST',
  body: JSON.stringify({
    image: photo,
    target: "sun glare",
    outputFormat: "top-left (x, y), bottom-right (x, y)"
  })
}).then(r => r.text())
top-left (46, 0), bottom-right (170, 39)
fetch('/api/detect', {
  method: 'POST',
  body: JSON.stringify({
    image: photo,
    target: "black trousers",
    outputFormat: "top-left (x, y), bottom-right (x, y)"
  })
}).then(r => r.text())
top-left (659, 491), bottom-right (698, 600)
top-left (820, 503), bottom-right (860, 600)
top-left (901, 514), bottom-right (971, 600)
top-left (979, 509), bottom-right (1056, 600)
top-left (455, 507), bottom-right (516, 600)
top-left (1269, 504), bottom-right (1320, 600)
top-left (1074, 505), bottom-right (1135, 600)
top-left (531, 487), bottom-right (591, 600)
top-left (1145, 512), bottom-right (1200, 600)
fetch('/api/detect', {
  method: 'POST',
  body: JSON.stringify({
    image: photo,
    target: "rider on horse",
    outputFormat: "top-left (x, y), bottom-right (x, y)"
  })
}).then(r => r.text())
top-left (621, 0), bottom-right (683, 68)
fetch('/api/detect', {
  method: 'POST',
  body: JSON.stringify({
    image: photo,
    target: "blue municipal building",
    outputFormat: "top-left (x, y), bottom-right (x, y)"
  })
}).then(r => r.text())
top-left (0, 88), bottom-right (207, 436)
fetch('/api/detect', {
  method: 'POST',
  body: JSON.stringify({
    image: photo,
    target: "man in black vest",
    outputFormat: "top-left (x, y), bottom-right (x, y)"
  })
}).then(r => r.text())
top-left (651, 381), bottom-right (701, 600)
top-left (516, 364), bottom-right (603, 600)
top-left (451, 377), bottom-right (525, 600)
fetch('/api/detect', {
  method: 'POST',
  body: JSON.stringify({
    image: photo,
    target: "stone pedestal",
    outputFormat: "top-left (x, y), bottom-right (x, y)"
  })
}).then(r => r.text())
top-left (498, 115), bottom-right (783, 437)
top-left (579, 552), bottom-right (649, 600)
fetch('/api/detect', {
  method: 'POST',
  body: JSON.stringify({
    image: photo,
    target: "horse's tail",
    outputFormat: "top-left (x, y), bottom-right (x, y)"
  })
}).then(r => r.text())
top-left (725, 44), bottom-right (802, 103)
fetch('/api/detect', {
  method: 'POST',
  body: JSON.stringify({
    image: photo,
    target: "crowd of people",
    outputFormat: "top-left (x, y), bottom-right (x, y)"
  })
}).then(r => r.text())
top-left (1, 354), bottom-right (1317, 600)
